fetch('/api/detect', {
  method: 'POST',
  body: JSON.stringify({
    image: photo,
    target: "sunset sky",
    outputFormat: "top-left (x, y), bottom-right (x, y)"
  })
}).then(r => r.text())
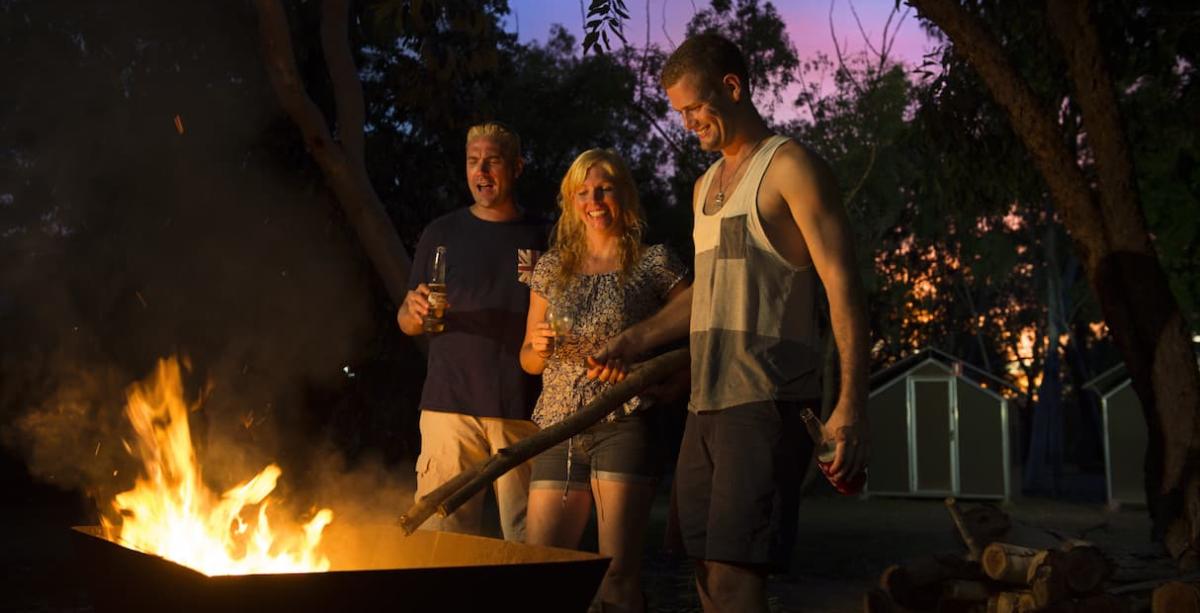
top-left (504, 1), bottom-right (938, 68)
top-left (504, 0), bottom-right (940, 118)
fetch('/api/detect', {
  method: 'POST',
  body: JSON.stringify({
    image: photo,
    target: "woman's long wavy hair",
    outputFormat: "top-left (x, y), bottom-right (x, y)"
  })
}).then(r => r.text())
top-left (549, 149), bottom-right (646, 294)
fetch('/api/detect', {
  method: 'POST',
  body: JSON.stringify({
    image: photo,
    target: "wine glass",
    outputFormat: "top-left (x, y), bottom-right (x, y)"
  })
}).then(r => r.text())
top-left (545, 305), bottom-right (574, 358)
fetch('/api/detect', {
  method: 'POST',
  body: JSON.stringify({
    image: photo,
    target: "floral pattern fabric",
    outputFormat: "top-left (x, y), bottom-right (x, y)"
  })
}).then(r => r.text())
top-left (530, 244), bottom-right (688, 428)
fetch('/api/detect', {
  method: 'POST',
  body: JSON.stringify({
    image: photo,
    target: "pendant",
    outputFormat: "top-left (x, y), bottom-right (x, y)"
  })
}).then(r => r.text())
top-left (715, 191), bottom-right (725, 207)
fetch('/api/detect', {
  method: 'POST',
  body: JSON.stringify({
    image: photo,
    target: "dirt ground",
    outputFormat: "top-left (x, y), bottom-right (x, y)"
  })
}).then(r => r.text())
top-left (638, 488), bottom-right (1171, 612)
top-left (0, 474), bottom-right (1177, 613)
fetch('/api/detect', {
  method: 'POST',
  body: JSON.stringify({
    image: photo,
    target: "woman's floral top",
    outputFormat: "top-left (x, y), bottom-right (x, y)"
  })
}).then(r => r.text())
top-left (529, 244), bottom-right (688, 428)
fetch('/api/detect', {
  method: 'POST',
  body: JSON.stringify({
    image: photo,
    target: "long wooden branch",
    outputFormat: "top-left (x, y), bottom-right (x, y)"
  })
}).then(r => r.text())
top-left (254, 0), bottom-right (412, 304)
top-left (320, 0), bottom-right (365, 169)
top-left (397, 348), bottom-right (689, 534)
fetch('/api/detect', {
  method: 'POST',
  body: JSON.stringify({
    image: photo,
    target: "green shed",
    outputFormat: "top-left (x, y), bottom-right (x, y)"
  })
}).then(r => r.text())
top-left (866, 348), bottom-right (1017, 500)
top-left (1082, 364), bottom-right (1146, 507)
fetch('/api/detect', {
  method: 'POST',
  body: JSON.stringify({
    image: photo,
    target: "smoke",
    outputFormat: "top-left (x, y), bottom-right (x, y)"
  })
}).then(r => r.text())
top-left (0, 1), bottom-right (386, 505)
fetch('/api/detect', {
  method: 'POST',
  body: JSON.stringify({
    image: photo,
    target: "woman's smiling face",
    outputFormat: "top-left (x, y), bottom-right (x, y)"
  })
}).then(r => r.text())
top-left (574, 165), bottom-right (623, 235)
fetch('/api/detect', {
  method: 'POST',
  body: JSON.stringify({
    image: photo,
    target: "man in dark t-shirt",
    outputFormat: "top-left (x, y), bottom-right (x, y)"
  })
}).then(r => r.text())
top-left (396, 122), bottom-right (546, 541)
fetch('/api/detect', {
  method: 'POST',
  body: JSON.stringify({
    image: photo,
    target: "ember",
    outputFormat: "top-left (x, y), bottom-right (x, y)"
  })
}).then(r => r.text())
top-left (101, 356), bottom-right (333, 576)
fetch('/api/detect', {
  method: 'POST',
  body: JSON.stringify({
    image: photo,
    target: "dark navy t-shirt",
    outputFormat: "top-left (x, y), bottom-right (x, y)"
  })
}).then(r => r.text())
top-left (408, 207), bottom-right (548, 420)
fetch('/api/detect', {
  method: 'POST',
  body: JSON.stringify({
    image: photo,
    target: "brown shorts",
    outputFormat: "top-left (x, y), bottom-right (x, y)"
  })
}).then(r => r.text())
top-left (674, 400), bottom-right (814, 571)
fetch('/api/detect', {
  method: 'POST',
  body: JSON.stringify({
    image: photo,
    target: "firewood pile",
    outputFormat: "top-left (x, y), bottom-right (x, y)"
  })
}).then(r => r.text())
top-left (863, 498), bottom-right (1200, 613)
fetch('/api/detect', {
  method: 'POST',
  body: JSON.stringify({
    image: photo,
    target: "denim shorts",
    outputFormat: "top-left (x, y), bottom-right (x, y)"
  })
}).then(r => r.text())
top-left (530, 412), bottom-right (661, 490)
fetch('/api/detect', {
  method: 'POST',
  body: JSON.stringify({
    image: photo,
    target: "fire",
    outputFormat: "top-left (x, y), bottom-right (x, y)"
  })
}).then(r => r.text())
top-left (101, 357), bottom-right (333, 576)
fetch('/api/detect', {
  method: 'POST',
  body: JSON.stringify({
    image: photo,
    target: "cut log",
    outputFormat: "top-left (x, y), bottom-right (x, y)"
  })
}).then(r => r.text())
top-left (1074, 593), bottom-right (1128, 613)
top-left (1030, 564), bottom-right (1070, 609)
top-left (1026, 550), bottom-right (1060, 583)
top-left (879, 554), bottom-right (979, 610)
top-left (987, 591), bottom-right (1022, 613)
top-left (879, 563), bottom-right (939, 610)
top-left (987, 591), bottom-right (1041, 613)
top-left (982, 542), bottom-right (1042, 585)
top-left (1060, 543), bottom-right (1112, 594)
top-left (863, 587), bottom-right (909, 613)
top-left (942, 579), bottom-right (991, 602)
top-left (1151, 581), bottom-right (1200, 613)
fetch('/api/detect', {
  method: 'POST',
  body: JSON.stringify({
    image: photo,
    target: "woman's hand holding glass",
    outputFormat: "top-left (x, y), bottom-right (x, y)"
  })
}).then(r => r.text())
top-left (544, 305), bottom-right (574, 358)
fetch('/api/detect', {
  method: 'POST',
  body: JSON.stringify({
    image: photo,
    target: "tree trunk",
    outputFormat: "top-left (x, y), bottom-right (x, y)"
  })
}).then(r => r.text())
top-left (907, 0), bottom-right (1200, 548)
top-left (1027, 223), bottom-right (1066, 496)
top-left (253, 0), bottom-right (413, 304)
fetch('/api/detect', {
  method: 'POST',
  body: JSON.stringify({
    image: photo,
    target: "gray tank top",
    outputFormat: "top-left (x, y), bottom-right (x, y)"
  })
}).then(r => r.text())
top-left (689, 135), bottom-right (822, 412)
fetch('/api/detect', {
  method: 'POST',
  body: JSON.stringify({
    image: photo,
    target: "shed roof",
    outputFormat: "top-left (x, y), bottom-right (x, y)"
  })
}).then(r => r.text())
top-left (870, 347), bottom-right (1020, 396)
top-left (1081, 363), bottom-right (1130, 396)
top-left (1082, 346), bottom-right (1200, 397)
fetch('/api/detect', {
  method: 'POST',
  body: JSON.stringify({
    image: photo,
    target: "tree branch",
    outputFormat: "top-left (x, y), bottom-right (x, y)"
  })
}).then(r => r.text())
top-left (320, 0), bottom-right (365, 169)
top-left (254, 0), bottom-right (413, 306)
top-left (829, 0), bottom-right (866, 98)
top-left (905, 0), bottom-right (1107, 259)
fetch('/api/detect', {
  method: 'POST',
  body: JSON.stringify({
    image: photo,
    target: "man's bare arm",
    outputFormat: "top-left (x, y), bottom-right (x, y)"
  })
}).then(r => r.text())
top-left (777, 145), bottom-right (870, 481)
top-left (587, 283), bottom-right (692, 381)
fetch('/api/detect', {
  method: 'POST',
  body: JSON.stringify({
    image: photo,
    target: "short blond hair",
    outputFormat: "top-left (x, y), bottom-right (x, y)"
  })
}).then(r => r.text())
top-left (548, 149), bottom-right (645, 292)
top-left (466, 121), bottom-right (521, 163)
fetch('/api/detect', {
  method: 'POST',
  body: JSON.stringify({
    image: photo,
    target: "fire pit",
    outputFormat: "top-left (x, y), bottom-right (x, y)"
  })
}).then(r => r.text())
top-left (72, 523), bottom-right (610, 612)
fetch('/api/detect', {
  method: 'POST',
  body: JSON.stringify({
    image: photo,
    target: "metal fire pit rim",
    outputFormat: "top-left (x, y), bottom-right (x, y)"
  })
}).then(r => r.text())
top-left (71, 525), bottom-right (612, 578)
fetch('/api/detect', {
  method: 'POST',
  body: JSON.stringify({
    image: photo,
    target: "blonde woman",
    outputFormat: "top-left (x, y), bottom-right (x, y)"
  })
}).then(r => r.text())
top-left (520, 149), bottom-right (689, 612)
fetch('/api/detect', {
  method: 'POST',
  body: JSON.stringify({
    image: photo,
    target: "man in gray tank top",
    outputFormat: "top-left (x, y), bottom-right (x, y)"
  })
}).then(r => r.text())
top-left (588, 34), bottom-right (870, 612)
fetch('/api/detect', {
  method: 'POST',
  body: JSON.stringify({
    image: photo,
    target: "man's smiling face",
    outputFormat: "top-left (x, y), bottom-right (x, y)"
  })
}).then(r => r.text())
top-left (466, 136), bottom-right (520, 209)
top-left (666, 72), bottom-right (731, 152)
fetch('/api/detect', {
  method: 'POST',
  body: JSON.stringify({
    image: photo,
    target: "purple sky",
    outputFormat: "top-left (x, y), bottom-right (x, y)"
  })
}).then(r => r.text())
top-left (503, 1), bottom-right (939, 119)
top-left (505, 1), bottom-right (937, 71)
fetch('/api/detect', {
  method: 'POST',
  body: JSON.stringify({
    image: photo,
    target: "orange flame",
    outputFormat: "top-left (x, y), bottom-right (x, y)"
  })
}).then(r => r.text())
top-left (101, 357), bottom-right (333, 576)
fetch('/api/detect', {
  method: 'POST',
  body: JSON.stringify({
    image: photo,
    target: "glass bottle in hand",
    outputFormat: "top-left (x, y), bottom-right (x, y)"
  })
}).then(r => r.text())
top-left (423, 246), bottom-right (448, 333)
top-left (800, 408), bottom-right (866, 495)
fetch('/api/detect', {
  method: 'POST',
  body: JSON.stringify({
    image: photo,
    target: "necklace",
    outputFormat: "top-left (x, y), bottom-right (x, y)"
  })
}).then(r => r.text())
top-left (714, 137), bottom-right (767, 208)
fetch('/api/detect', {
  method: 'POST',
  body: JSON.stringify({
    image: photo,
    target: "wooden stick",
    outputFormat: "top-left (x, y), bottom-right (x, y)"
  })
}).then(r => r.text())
top-left (396, 348), bottom-right (689, 534)
top-left (946, 497), bottom-right (983, 560)
top-left (395, 465), bottom-right (482, 534)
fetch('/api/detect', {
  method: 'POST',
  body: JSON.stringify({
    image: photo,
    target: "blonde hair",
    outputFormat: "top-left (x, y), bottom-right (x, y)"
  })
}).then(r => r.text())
top-left (549, 149), bottom-right (645, 293)
top-left (466, 121), bottom-right (521, 163)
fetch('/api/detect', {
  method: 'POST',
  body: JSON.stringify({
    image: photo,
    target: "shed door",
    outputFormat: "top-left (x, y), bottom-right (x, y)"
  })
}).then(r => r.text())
top-left (911, 378), bottom-right (955, 494)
